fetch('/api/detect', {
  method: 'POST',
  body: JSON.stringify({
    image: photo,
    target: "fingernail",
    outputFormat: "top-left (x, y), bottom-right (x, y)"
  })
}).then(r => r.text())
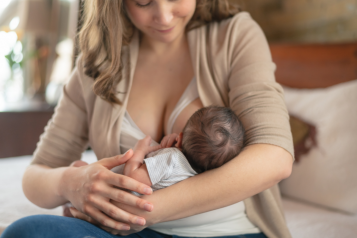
top-left (124, 149), bottom-right (132, 155)
top-left (143, 187), bottom-right (152, 194)
top-left (144, 203), bottom-right (153, 212)
top-left (135, 217), bottom-right (146, 226)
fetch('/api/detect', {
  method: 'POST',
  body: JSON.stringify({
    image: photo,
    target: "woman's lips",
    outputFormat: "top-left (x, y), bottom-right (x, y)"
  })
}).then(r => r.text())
top-left (156, 26), bottom-right (175, 33)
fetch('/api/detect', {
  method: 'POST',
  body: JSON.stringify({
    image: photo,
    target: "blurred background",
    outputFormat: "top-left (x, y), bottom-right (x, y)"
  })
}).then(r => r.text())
top-left (239, 0), bottom-right (357, 43)
top-left (0, 0), bottom-right (356, 158)
top-left (0, 0), bottom-right (80, 158)
top-left (0, 0), bottom-right (79, 109)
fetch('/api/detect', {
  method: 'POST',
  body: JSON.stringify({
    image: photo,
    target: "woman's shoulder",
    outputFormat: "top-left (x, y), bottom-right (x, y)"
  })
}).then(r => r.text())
top-left (188, 11), bottom-right (271, 68)
top-left (191, 12), bottom-right (263, 46)
top-left (209, 11), bottom-right (266, 46)
top-left (191, 12), bottom-right (261, 35)
top-left (211, 11), bottom-right (256, 28)
top-left (188, 11), bottom-right (268, 60)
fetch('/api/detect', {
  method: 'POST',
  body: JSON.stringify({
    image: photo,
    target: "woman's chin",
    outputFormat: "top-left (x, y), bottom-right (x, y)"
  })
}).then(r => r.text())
top-left (145, 29), bottom-right (183, 44)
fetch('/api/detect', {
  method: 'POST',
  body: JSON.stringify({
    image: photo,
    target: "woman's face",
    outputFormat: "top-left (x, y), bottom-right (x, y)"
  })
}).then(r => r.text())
top-left (124, 0), bottom-right (196, 43)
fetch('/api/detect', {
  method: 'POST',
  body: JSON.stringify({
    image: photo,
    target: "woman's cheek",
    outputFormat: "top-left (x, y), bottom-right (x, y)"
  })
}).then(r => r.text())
top-left (177, 0), bottom-right (196, 19)
top-left (124, 2), bottom-right (149, 30)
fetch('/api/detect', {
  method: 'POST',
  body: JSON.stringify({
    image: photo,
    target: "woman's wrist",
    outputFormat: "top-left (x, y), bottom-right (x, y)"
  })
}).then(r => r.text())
top-left (139, 195), bottom-right (164, 225)
top-left (22, 164), bottom-right (71, 209)
top-left (57, 166), bottom-right (76, 201)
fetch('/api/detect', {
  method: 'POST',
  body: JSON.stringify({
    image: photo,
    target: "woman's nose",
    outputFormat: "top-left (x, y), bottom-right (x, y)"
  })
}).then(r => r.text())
top-left (154, 3), bottom-right (174, 26)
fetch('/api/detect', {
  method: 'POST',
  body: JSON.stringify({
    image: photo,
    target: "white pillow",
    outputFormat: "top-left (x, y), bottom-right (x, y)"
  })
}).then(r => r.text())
top-left (279, 80), bottom-right (357, 214)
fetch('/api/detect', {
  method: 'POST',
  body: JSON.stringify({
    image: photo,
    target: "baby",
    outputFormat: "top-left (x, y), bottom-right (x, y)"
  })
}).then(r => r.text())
top-left (111, 106), bottom-right (245, 190)
top-left (64, 106), bottom-right (245, 217)
top-left (69, 106), bottom-right (244, 191)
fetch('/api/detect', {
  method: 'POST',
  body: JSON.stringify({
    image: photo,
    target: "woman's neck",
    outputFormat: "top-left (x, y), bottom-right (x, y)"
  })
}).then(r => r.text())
top-left (139, 31), bottom-right (188, 57)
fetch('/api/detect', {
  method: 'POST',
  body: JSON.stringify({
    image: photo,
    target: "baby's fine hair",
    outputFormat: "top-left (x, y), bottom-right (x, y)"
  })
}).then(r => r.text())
top-left (181, 106), bottom-right (245, 173)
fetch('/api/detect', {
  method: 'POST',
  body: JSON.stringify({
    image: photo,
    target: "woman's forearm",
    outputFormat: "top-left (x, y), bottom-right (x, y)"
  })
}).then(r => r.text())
top-left (22, 164), bottom-right (71, 209)
top-left (117, 144), bottom-right (293, 226)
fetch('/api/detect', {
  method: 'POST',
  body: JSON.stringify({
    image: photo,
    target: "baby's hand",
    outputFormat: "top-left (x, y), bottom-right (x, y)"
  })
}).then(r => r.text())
top-left (133, 136), bottom-right (161, 156)
top-left (160, 133), bottom-right (179, 148)
top-left (123, 136), bottom-right (161, 177)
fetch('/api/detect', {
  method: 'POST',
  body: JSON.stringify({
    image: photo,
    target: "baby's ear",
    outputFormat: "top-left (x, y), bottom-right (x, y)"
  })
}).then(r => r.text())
top-left (175, 132), bottom-right (183, 149)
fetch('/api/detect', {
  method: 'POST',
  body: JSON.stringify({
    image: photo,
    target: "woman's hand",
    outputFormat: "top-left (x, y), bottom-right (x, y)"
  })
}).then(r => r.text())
top-left (59, 149), bottom-right (154, 231)
top-left (69, 206), bottom-right (146, 236)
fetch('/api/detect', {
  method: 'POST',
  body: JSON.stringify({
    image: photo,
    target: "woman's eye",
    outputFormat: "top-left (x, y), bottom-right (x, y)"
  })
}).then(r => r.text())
top-left (135, 1), bottom-right (152, 8)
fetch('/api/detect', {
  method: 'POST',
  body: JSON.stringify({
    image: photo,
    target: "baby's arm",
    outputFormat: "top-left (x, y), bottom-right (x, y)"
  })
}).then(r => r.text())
top-left (126, 163), bottom-right (152, 187)
top-left (123, 136), bottom-right (161, 186)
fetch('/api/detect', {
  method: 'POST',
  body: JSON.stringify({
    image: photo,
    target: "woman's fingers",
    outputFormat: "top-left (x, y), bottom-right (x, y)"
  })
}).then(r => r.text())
top-left (70, 207), bottom-right (96, 223)
top-left (106, 173), bottom-right (153, 196)
top-left (70, 207), bottom-right (126, 235)
top-left (100, 226), bottom-right (120, 235)
top-left (92, 197), bottom-right (146, 226)
top-left (82, 203), bottom-right (131, 230)
top-left (99, 185), bottom-right (153, 212)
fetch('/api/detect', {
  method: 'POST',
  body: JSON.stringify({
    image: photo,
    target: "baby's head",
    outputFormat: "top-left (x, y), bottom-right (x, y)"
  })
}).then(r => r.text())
top-left (180, 106), bottom-right (245, 173)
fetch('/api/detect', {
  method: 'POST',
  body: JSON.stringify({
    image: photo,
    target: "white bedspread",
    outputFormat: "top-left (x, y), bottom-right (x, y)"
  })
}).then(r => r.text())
top-left (0, 151), bottom-right (97, 234)
top-left (283, 197), bottom-right (357, 238)
top-left (0, 151), bottom-right (356, 237)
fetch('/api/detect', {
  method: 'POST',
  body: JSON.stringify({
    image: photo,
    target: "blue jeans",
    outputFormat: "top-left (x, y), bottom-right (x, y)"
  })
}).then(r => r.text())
top-left (1, 215), bottom-right (268, 238)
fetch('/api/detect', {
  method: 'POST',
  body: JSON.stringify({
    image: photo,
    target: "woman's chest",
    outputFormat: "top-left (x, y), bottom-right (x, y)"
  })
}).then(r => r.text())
top-left (126, 52), bottom-right (194, 142)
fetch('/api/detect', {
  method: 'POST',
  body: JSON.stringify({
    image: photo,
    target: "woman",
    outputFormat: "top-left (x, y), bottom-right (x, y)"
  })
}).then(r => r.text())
top-left (1, 0), bottom-right (294, 237)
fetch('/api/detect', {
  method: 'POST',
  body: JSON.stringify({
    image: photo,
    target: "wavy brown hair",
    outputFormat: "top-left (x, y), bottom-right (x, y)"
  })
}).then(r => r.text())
top-left (78, 0), bottom-right (241, 105)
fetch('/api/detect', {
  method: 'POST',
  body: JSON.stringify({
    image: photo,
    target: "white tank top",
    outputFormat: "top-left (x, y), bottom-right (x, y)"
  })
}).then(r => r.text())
top-left (119, 77), bottom-right (260, 237)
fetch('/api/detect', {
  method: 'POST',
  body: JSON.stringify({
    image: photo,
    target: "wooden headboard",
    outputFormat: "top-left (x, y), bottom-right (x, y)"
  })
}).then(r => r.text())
top-left (270, 43), bottom-right (357, 89)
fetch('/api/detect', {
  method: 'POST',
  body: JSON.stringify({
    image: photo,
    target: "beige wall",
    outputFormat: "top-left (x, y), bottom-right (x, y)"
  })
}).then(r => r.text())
top-left (232, 0), bottom-right (357, 43)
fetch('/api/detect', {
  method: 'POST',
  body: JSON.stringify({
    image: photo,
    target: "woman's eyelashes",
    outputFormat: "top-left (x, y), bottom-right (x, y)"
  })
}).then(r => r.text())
top-left (135, 0), bottom-right (152, 8)
top-left (134, 0), bottom-right (178, 8)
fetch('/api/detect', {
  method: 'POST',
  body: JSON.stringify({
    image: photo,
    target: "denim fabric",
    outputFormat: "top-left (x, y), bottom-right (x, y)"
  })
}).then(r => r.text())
top-left (0, 215), bottom-right (267, 238)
